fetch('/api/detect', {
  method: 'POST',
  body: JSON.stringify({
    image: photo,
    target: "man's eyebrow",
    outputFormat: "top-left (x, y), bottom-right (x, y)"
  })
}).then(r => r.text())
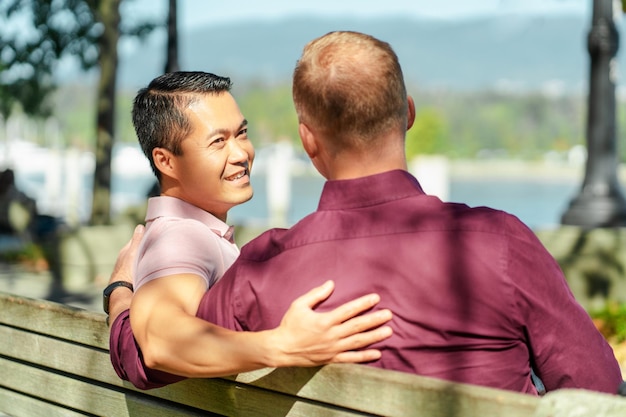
top-left (208, 119), bottom-right (248, 138)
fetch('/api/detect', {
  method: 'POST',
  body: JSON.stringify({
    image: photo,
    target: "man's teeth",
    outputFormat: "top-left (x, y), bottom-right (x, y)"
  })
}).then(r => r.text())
top-left (226, 171), bottom-right (246, 181)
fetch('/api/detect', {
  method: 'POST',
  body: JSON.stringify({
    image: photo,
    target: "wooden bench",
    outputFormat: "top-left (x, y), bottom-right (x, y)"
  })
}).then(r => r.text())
top-left (1, 292), bottom-right (625, 417)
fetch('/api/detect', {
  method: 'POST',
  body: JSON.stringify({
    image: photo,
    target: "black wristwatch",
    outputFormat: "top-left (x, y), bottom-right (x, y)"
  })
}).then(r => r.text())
top-left (103, 281), bottom-right (134, 314)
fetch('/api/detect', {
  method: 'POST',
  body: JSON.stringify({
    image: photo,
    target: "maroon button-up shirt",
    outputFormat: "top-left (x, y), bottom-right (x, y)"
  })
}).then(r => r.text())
top-left (110, 170), bottom-right (622, 394)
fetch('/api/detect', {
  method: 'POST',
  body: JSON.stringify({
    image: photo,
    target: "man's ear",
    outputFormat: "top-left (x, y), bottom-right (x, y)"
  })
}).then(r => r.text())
top-left (152, 147), bottom-right (177, 179)
top-left (406, 95), bottom-right (416, 131)
top-left (299, 122), bottom-right (318, 159)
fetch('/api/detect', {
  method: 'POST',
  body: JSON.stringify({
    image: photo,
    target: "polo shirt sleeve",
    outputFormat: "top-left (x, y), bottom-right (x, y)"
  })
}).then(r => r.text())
top-left (136, 219), bottom-right (224, 290)
top-left (504, 215), bottom-right (622, 394)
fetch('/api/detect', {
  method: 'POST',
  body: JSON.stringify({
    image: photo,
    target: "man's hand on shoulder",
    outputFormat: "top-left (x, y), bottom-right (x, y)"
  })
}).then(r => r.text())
top-left (269, 280), bottom-right (393, 367)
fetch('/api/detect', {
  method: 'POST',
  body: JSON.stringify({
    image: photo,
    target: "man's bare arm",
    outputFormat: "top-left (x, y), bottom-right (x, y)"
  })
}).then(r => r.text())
top-left (108, 224), bottom-right (393, 379)
top-left (130, 275), bottom-right (392, 377)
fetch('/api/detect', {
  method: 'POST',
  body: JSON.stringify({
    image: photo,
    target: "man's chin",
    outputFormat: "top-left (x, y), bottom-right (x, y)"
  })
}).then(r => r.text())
top-left (233, 189), bottom-right (254, 206)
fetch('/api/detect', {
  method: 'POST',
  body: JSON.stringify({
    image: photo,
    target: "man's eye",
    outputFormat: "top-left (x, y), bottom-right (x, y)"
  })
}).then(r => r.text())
top-left (210, 138), bottom-right (225, 146)
top-left (238, 128), bottom-right (248, 137)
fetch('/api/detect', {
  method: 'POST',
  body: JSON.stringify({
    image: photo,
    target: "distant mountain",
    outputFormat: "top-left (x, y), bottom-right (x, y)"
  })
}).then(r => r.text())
top-left (116, 14), bottom-right (624, 93)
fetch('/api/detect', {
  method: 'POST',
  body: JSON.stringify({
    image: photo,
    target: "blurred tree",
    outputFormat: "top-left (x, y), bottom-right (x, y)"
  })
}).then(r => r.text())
top-left (238, 83), bottom-right (300, 147)
top-left (164, 0), bottom-right (179, 73)
top-left (405, 107), bottom-right (448, 160)
top-left (0, 0), bottom-right (158, 225)
top-left (0, 0), bottom-right (101, 117)
top-left (91, 0), bottom-right (120, 225)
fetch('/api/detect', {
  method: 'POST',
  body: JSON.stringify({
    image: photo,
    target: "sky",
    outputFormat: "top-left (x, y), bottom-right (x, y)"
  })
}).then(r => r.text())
top-left (125, 0), bottom-right (593, 29)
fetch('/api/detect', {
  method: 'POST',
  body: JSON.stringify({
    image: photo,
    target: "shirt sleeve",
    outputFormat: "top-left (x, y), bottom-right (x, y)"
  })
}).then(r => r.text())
top-left (505, 215), bottom-right (623, 394)
top-left (136, 219), bottom-right (225, 290)
top-left (196, 263), bottom-right (244, 331)
top-left (109, 309), bottom-right (186, 390)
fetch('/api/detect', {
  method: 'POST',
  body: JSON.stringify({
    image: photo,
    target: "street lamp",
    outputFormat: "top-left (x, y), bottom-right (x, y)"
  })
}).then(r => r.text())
top-left (561, 0), bottom-right (626, 227)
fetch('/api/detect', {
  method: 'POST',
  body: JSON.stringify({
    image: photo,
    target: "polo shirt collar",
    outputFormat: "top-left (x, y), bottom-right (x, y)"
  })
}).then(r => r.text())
top-left (145, 196), bottom-right (235, 243)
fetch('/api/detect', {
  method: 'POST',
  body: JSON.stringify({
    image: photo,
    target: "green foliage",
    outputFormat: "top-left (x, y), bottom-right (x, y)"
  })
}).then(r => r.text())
top-left (0, 0), bottom-right (159, 119)
top-left (30, 81), bottom-right (597, 163)
top-left (414, 89), bottom-right (586, 160)
top-left (406, 107), bottom-right (448, 159)
top-left (590, 302), bottom-right (626, 343)
top-left (0, 0), bottom-right (102, 117)
top-left (0, 242), bottom-right (45, 264)
top-left (236, 82), bottom-right (300, 148)
top-left (232, 84), bottom-right (587, 162)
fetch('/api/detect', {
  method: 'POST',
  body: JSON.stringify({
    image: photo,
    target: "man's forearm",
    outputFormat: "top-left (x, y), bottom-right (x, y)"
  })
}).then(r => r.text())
top-left (134, 304), bottom-right (280, 377)
top-left (113, 277), bottom-right (391, 387)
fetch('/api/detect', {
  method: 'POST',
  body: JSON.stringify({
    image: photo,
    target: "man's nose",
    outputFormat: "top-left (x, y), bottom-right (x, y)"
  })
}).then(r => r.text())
top-left (228, 140), bottom-right (250, 163)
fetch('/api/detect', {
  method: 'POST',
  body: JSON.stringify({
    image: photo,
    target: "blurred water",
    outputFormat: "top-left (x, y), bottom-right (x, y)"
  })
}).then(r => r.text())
top-left (229, 173), bottom-right (580, 230)
top-left (4, 140), bottom-right (583, 230)
top-left (449, 177), bottom-right (580, 229)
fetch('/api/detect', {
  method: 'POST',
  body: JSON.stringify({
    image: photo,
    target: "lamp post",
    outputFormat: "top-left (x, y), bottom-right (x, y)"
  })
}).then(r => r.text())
top-left (561, 0), bottom-right (626, 227)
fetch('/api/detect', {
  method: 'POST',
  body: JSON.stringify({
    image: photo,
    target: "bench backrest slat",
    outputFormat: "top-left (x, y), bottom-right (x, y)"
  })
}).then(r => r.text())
top-left (0, 388), bottom-right (87, 417)
top-left (2, 292), bottom-right (625, 417)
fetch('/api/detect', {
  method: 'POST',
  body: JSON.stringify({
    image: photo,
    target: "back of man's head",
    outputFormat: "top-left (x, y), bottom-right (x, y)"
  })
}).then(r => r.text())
top-left (132, 71), bottom-right (232, 179)
top-left (292, 31), bottom-right (408, 154)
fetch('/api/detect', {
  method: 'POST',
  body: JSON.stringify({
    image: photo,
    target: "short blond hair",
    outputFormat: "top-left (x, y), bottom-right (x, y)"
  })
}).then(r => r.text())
top-left (292, 31), bottom-right (408, 154)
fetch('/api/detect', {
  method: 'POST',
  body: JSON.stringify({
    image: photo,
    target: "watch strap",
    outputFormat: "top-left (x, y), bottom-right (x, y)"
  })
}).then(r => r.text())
top-left (103, 281), bottom-right (134, 314)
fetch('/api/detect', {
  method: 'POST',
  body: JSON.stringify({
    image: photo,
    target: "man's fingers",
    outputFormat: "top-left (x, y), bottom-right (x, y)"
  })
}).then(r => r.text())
top-left (339, 325), bottom-right (393, 351)
top-left (326, 294), bottom-right (386, 325)
top-left (116, 224), bottom-right (144, 259)
top-left (329, 324), bottom-right (393, 363)
top-left (292, 280), bottom-right (335, 309)
top-left (109, 224), bottom-right (145, 285)
top-left (339, 309), bottom-right (393, 336)
top-left (331, 349), bottom-right (382, 364)
top-left (129, 224), bottom-right (145, 250)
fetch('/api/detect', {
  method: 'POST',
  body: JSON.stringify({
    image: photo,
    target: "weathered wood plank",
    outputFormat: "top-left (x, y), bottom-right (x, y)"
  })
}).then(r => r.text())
top-left (0, 323), bottom-right (374, 416)
top-left (0, 292), bottom-right (107, 349)
top-left (0, 292), bottom-right (541, 417)
top-left (4, 292), bottom-right (623, 417)
top-left (231, 365), bottom-right (539, 417)
top-left (0, 322), bottom-right (538, 417)
top-left (0, 324), bottom-right (372, 416)
top-left (534, 389), bottom-right (626, 417)
top-left (0, 387), bottom-right (86, 417)
top-left (0, 359), bottom-right (211, 417)
top-left (0, 324), bottom-right (118, 383)
top-left (0, 357), bottom-right (375, 417)
top-left (149, 376), bottom-right (381, 417)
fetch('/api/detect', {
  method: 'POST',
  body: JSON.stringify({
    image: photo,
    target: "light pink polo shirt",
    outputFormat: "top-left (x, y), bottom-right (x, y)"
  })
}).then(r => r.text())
top-left (134, 196), bottom-right (239, 290)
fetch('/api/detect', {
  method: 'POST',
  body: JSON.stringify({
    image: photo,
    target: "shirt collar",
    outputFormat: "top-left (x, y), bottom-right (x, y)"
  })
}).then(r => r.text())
top-left (216, 226), bottom-right (236, 243)
top-left (318, 170), bottom-right (426, 211)
top-left (145, 196), bottom-right (235, 243)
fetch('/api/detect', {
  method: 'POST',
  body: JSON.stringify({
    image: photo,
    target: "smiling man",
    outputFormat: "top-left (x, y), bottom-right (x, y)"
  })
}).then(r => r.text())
top-left (128, 73), bottom-right (254, 363)
top-left (107, 71), bottom-right (393, 389)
